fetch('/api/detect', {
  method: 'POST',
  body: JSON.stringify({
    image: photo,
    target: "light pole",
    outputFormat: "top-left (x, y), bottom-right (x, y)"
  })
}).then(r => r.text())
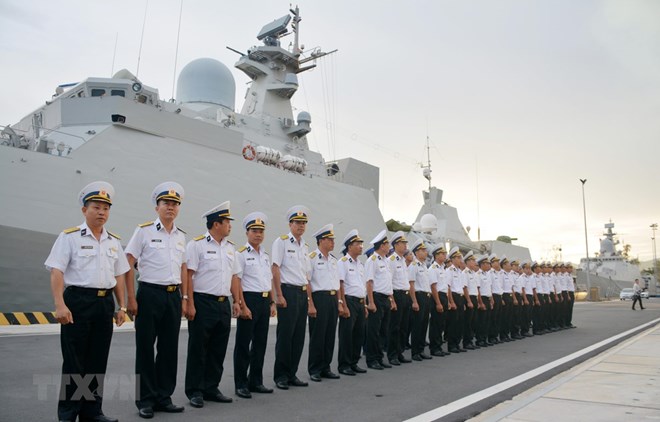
top-left (580, 179), bottom-right (591, 298)
top-left (652, 223), bottom-right (658, 293)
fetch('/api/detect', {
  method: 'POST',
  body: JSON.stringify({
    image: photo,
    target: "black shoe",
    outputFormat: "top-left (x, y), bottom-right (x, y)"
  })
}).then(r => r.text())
top-left (380, 360), bottom-right (392, 368)
top-left (235, 388), bottom-right (252, 399)
top-left (154, 403), bottom-right (185, 413)
top-left (204, 392), bottom-right (233, 403)
top-left (420, 352), bottom-right (432, 360)
top-left (351, 365), bottom-right (367, 373)
top-left (476, 341), bottom-right (486, 347)
top-left (249, 385), bottom-right (273, 394)
top-left (321, 370), bottom-right (340, 379)
top-left (458, 348), bottom-right (467, 352)
top-left (398, 355), bottom-right (412, 363)
top-left (389, 359), bottom-right (401, 366)
top-left (431, 350), bottom-right (445, 357)
top-left (523, 332), bottom-right (533, 337)
top-left (367, 361), bottom-right (384, 370)
top-left (289, 377), bottom-right (309, 387)
top-left (412, 354), bottom-right (422, 361)
top-left (275, 380), bottom-right (289, 390)
top-left (448, 347), bottom-right (460, 354)
top-left (189, 396), bottom-right (204, 408)
top-left (513, 335), bottom-right (523, 340)
top-left (138, 407), bottom-right (154, 419)
top-left (310, 373), bottom-right (322, 382)
top-left (464, 344), bottom-right (475, 350)
top-left (339, 367), bottom-right (356, 376)
top-left (91, 415), bottom-right (119, 422)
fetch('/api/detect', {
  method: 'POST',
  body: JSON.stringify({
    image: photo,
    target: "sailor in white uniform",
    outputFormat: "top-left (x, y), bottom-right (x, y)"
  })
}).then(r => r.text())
top-left (387, 231), bottom-right (413, 366)
top-left (428, 245), bottom-right (449, 356)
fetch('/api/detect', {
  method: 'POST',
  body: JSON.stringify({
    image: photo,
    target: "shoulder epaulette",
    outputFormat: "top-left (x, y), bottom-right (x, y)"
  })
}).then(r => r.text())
top-left (340, 256), bottom-right (348, 262)
top-left (63, 226), bottom-right (80, 234)
top-left (238, 246), bottom-right (248, 253)
top-left (280, 234), bottom-right (289, 240)
top-left (370, 255), bottom-right (377, 261)
top-left (309, 251), bottom-right (317, 259)
top-left (194, 235), bottom-right (205, 241)
top-left (227, 239), bottom-right (235, 245)
top-left (138, 221), bottom-right (154, 228)
top-left (107, 230), bottom-right (121, 240)
top-left (389, 255), bottom-right (396, 261)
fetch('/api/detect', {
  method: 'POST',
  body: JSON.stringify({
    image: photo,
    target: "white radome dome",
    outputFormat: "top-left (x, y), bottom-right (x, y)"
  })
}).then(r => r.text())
top-left (176, 58), bottom-right (236, 110)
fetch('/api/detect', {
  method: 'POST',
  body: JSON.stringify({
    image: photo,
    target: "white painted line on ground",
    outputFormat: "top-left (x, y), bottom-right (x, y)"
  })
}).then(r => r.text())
top-left (404, 317), bottom-right (660, 422)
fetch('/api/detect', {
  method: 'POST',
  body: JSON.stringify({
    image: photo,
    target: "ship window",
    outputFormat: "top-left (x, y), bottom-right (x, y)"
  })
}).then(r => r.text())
top-left (91, 89), bottom-right (106, 97)
top-left (111, 89), bottom-right (125, 97)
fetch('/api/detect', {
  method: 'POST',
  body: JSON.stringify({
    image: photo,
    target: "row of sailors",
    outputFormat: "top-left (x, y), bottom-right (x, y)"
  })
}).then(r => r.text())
top-left (45, 181), bottom-right (575, 422)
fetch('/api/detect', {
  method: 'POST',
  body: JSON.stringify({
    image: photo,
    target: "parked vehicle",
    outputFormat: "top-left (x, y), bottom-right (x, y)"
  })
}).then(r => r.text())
top-left (619, 288), bottom-right (634, 300)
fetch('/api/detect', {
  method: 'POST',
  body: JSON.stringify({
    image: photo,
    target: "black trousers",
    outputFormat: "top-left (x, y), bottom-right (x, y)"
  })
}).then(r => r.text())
top-left (58, 287), bottom-right (114, 421)
top-left (463, 295), bottom-right (478, 345)
top-left (568, 291), bottom-right (575, 325)
top-left (135, 283), bottom-right (182, 409)
top-left (274, 284), bottom-right (308, 383)
top-left (429, 292), bottom-right (448, 353)
top-left (388, 290), bottom-right (411, 360)
top-left (338, 296), bottom-right (366, 370)
top-left (234, 292), bottom-right (271, 389)
top-left (632, 295), bottom-right (644, 309)
top-left (523, 294), bottom-right (534, 334)
top-left (185, 293), bottom-right (231, 399)
top-left (490, 294), bottom-right (502, 340)
top-left (561, 291), bottom-right (569, 326)
top-left (308, 291), bottom-right (339, 375)
top-left (411, 292), bottom-right (431, 355)
top-left (477, 296), bottom-right (491, 342)
top-left (447, 293), bottom-right (465, 349)
top-left (501, 293), bottom-right (513, 338)
top-left (366, 293), bottom-right (391, 364)
top-left (512, 293), bottom-right (523, 335)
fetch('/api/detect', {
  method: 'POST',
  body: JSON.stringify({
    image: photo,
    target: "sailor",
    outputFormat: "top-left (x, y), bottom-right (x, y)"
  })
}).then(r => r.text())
top-left (475, 254), bottom-right (493, 347)
top-left (510, 259), bottom-right (525, 339)
top-left (306, 224), bottom-right (341, 382)
top-left (445, 247), bottom-right (470, 353)
top-left (488, 254), bottom-right (504, 344)
top-left (462, 251), bottom-right (482, 350)
top-left (125, 181), bottom-right (188, 418)
top-left (272, 205), bottom-right (311, 390)
top-left (337, 229), bottom-right (368, 376)
top-left (232, 212), bottom-right (276, 399)
top-left (519, 260), bottom-right (536, 337)
top-left (365, 230), bottom-right (395, 370)
top-left (530, 261), bottom-right (543, 335)
top-left (184, 202), bottom-right (236, 408)
top-left (565, 263), bottom-right (576, 328)
top-left (45, 181), bottom-right (129, 422)
top-left (548, 263), bottom-right (562, 330)
top-left (534, 262), bottom-right (549, 334)
top-left (408, 238), bottom-right (433, 360)
top-left (559, 263), bottom-right (570, 328)
top-left (386, 231), bottom-right (413, 366)
top-left (427, 245), bottom-right (450, 356)
top-left (499, 256), bottom-right (514, 342)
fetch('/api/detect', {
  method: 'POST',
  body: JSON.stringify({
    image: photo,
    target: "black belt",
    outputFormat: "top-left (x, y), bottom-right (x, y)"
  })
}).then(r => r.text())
top-left (281, 283), bottom-right (307, 292)
top-left (417, 292), bottom-right (431, 297)
top-left (67, 286), bottom-right (111, 297)
top-left (312, 290), bottom-right (337, 296)
top-left (140, 282), bottom-right (179, 293)
top-left (503, 292), bottom-right (511, 296)
top-left (244, 291), bottom-right (271, 298)
top-left (194, 292), bottom-right (228, 302)
top-left (346, 295), bottom-right (365, 304)
top-left (394, 289), bottom-right (410, 295)
top-left (373, 292), bottom-right (390, 298)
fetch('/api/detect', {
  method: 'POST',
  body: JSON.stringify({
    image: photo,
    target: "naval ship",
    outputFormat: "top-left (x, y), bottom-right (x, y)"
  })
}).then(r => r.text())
top-left (0, 7), bottom-right (529, 312)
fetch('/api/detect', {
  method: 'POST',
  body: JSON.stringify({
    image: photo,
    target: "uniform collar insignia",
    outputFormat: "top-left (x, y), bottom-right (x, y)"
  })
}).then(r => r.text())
top-left (156, 222), bottom-right (162, 231)
top-left (80, 228), bottom-right (87, 236)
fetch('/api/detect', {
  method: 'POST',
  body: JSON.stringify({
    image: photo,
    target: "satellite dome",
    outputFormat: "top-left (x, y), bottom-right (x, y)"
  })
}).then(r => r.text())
top-left (297, 111), bottom-right (311, 124)
top-left (419, 214), bottom-right (438, 233)
top-left (176, 58), bottom-right (235, 110)
top-left (600, 238), bottom-right (615, 256)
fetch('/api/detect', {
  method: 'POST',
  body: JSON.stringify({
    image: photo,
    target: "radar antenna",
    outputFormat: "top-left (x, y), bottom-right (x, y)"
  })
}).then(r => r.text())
top-left (420, 136), bottom-right (432, 190)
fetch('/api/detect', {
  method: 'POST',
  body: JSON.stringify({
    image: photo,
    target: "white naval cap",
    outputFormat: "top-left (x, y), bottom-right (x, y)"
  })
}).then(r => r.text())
top-left (312, 224), bottom-right (335, 241)
top-left (391, 231), bottom-right (408, 245)
top-left (243, 211), bottom-right (267, 231)
top-left (152, 181), bottom-right (184, 205)
top-left (202, 201), bottom-right (234, 223)
top-left (286, 205), bottom-right (309, 222)
top-left (370, 229), bottom-right (388, 246)
top-left (520, 259), bottom-right (530, 267)
top-left (342, 229), bottom-right (363, 248)
top-left (489, 253), bottom-right (499, 263)
top-left (430, 244), bottom-right (447, 256)
top-left (500, 255), bottom-right (509, 265)
top-left (79, 181), bottom-right (114, 206)
top-left (477, 254), bottom-right (490, 265)
top-left (510, 258), bottom-right (520, 265)
top-left (531, 261), bottom-right (540, 269)
top-left (448, 246), bottom-right (462, 259)
top-left (463, 250), bottom-right (475, 261)
top-left (410, 238), bottom-right (427, 253)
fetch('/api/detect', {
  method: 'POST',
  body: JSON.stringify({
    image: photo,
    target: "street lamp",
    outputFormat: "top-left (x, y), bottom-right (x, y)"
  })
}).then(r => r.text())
top-left (580, 179), bottom-right (591, 298)
top-left (651, 223), bottom-right (658, 293)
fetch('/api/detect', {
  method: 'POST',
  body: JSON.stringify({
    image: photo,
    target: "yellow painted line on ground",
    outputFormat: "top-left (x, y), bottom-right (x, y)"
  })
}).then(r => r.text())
top-left (34, 312), bottom-right (50, 324)
top-left (13, 313), bottom-right (30, 325)
top-left (0, 314), bottom-right (9, 325)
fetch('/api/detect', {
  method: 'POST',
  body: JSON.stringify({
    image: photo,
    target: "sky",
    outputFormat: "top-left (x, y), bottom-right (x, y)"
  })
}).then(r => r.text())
top-left (1, 0), bottom-right (659, 264)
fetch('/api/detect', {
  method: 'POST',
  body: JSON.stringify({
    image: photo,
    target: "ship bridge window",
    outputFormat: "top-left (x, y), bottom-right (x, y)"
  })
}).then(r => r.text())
top-left (111, 89), bottom-right (125, 97)
top-left (91, 89), bottom-right (106, 97)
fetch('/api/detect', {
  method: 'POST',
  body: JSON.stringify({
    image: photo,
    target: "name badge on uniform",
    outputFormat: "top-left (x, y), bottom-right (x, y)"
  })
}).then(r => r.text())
top-left (287, 249), bottom-right (295, 253)
top-left (206, 250), bottom-right (217, 254)
top-left (81, 245), bottom-right (94, 249)
top-left (151, 239), bottom-right (162, 243)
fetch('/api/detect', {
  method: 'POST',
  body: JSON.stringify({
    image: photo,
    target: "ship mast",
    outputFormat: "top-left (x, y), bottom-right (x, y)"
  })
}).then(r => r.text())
top-left (290, 6), bottom-right (301, 57)
top-left (421, 136), bottom-right (432, 190)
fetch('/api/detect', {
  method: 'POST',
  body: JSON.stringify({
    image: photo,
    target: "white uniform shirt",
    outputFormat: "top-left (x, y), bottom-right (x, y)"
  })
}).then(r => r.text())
top-left (234, 243), bottom-right (272, 293)
top-left (125, 218), bottom-right (186, 284)
top-left (271, 232), bottom-right (309, 287)
top-left (445, 265), bottom-right (465, 293)
top-left (477, 269), bottom-right (492, 297)
top-left (464, 268), bottom-right (479, 296)
top-left (524, 274), bottom-right (537, 294)
top-left (308, 249), bottom-right (340, 292)
top-left (566, 273), bottom-right (575, 292)
top-left (428, 262), bottom-right (448, 293)
top-left (45, 222), bottom-right (129, 289)
top-left (338, 255), bottom-right (366, 298)
top-left (365, 253), bottom-right (393, 295)
top-left (513, 274), bottom-right (524, 294)
top-left (537, 274), bottom-right (548, 294)
top-left (185, 232), bottom-right (234, 296)
top-left (388, 253), bottom-right (410, 290)
top-left (490, 269), bottom-right (504, 295)
top-left (502, 270), bottom-right (514, 293)
top-left (409, 259), bottom-right (431, 293)
top-left (548, 273), bottom-right (558, 294)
